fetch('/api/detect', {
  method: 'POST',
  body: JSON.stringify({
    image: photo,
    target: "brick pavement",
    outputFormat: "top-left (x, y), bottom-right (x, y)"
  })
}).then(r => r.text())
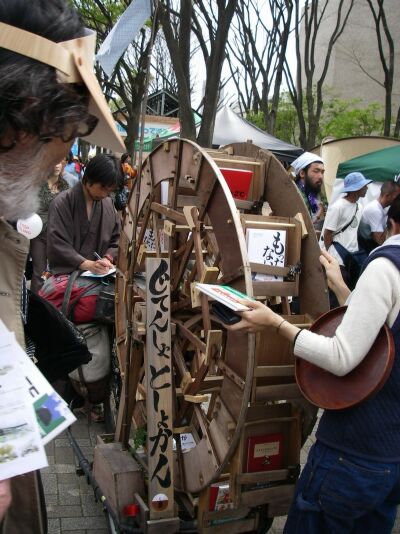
top-left (41, 410), bottom-right (108, 534)
top-left (43, 410), bottom-right (400, 533)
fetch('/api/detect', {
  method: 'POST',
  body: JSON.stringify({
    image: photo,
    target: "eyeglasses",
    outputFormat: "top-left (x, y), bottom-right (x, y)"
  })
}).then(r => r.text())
top-left (39, 113), bottom-right (99, 144)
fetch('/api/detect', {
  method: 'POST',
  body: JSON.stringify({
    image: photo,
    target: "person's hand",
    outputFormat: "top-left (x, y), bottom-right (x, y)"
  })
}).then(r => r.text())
top-left (79, 259), bottom-right (111, 275)
top-left (0, 479), bottom-right (11, 521)
top-left (319, 249), bottom-right (344, 291)
top-left (226, 300), bottom-right (281, 333)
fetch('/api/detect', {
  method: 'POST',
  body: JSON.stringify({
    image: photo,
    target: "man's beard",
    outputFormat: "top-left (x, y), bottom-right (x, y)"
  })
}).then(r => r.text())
top-left (0, 144), bottom-right (49, 221)
top-left (305, 176), bottom-right (322, 196)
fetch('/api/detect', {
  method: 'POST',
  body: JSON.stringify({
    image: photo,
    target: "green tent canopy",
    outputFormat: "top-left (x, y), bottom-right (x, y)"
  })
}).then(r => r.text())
top-left (337, 144), bottom-right (400, 182)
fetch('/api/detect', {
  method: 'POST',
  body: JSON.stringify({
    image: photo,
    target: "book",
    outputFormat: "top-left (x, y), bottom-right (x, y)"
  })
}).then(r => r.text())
top-left (246, 433), bottom-right (284, 473)
top-left (80, 267), bottom-right (116, 278)
top-left (220, 167), bottom-right (253, 200)
top-left (195, 283), bottom-right (252, 312)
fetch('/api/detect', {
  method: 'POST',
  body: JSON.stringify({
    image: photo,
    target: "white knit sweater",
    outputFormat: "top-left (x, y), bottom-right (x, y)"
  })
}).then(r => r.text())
top-left (294, 235), bottom-right (400, 376)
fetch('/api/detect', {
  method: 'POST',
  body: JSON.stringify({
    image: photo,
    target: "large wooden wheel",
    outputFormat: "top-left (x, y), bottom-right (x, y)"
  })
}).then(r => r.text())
top-left (115, 139), bottom-right (329, 500)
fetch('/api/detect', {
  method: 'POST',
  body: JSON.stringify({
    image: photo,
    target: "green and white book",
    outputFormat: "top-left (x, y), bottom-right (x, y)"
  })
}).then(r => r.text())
top-left (196, 283), bottom-right (252, 312)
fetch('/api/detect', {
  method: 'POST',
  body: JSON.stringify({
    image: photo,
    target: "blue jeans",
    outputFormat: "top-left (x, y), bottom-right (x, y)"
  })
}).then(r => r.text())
top-left (284, 441), bottom-right (400, 534)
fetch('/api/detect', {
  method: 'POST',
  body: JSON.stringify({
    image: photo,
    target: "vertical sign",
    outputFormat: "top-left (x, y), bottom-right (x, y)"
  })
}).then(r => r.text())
top-left (146, 258), bottom-right (174, 518)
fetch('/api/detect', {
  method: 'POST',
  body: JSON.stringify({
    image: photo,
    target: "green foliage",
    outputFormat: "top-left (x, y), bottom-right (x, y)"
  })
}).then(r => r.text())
top-left (320, 98), bottom-right (384, 139)
top-left (246, 93), bottom-right (385, 146)
top-left (73, 0), bottom-right (125, 25)
top-left (132, 427), bottom-right (147, 451)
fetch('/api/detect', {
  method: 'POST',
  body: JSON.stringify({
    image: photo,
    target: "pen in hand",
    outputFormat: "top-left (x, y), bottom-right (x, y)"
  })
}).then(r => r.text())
top-left (94, 252), bottom-right (102, 261)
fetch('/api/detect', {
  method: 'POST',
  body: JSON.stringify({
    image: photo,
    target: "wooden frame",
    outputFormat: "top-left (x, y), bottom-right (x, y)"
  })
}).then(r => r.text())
top-left (241, 215), bottom-right (302, 297)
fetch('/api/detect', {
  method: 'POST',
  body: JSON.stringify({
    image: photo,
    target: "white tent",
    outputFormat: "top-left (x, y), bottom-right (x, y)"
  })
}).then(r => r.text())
top-left (212, 106), bottom-right (303, 163)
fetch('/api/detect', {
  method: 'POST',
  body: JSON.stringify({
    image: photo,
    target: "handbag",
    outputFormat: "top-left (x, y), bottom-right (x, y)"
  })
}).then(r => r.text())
top-left (69, 322), bottom-right (111, 404)
top-left (40, 271), bottom-right (115, 324)
top-left (93, 281), bottom-right (115, 324)
top-left (24, 290), bottom-right (92, 383)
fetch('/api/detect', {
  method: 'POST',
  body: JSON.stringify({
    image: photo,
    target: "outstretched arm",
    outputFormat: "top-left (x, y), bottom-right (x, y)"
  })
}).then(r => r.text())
top-left (319, 249), bottom-right (350, 306)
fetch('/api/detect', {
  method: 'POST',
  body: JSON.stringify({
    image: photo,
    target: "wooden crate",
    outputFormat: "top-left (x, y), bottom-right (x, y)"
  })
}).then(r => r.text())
top-left (229, 403), bottom-right (301, 510)
top-left (92, 442), bottom-right (145, 520)
top-left (241, 215), bottom-right (302, 298)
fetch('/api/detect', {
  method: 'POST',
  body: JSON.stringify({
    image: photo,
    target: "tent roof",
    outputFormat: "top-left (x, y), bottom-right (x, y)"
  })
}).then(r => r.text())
top-left (337, 144), bottom-right (400, 182)
top-left (212, 106), bottom-right (303, 163)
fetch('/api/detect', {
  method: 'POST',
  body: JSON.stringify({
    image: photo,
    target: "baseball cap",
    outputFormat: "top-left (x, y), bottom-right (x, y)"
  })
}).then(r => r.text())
top-left (342, 172), bottom-right (372, 193)
top-left (0, 22), bottom-right (125, 153)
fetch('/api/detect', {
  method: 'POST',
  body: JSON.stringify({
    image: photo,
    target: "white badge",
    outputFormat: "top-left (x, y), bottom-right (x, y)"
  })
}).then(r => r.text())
top-left (16, 213), bottom-right (43, 239)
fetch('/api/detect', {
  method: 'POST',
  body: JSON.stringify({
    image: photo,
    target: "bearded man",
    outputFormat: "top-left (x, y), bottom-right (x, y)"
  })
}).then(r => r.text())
top-left (292, 152), bottom-right (325, 229)
top-left (0, 0), bottom-right (125, 531)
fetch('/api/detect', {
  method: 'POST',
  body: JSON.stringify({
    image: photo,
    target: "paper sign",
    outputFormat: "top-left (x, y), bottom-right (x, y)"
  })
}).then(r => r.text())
top-left (246, 228), bottom-right (286, 281)
top-left (0, 333), bottom-right (47, 480)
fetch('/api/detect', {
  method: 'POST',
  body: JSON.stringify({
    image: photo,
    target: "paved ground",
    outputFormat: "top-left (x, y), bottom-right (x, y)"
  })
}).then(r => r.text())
top-left (42, 410), bottom-right (400, 533)
top-left (42, 410), bottom-right (109, 534)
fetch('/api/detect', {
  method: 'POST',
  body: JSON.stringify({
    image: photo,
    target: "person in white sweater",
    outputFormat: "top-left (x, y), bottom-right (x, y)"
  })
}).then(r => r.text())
top-left (228, 196), bottom-right (400, 533)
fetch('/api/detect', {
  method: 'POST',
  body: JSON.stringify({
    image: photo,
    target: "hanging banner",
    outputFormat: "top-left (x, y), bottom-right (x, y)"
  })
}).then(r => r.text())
top-left (96, 0), bottom-right (151, 78)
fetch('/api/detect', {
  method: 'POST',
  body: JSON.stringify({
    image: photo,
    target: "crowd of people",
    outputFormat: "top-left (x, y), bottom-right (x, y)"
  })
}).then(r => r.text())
top-left (292, 151), bottom-right (400, 294)
top-left (1, 0), bottom-right (400, 533)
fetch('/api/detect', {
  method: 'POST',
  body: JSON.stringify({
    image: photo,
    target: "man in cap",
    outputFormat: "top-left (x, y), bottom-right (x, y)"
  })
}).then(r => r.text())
top-left (0, 0), bottom-right (125, 531)
top-left (322, 172), bottom-right (372, 290)
top-left (291, 152), bottom-right (325, 228)
top-left (358, 180), bottom-right (400, 252)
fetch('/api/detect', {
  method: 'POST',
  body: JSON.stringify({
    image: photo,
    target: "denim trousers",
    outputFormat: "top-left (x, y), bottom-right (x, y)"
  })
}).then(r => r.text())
top-left (283, 441), bottom-right (400, 534)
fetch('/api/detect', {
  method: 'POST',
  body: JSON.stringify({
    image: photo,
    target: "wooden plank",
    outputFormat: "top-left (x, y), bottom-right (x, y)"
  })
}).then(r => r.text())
top-left (163, 220), bottom-right (176, 237)
top-left (294, 212), bottom-right (308, 238)
top-left (184, 394), bottom-right (208, 403)
top-left (184, 206), bottom-right (212, 333)
top-left (151, 201), bottom-right (187, 224)
top-left (217, 360), bottom-right (245, 390)
top-left (133, 492), bottom-right (149, 532)
top-left (252, 280), bottom-right (297, 297)
top-left (240, 484), bottom-right (294, 508)
top-left (205, 330), bottom-right (223, 367)
top-left (147, 517), bottom-right (180, 534)
top-left (174, 320), bottom-right (207, 353)
top-left (114, 342), bottom-right (143, 443)
top-left (190, 282), bottom-right (201, 308)
top-left (177, 194), bottom-right (201, 208)
top-left (200, 266), bottom-right (220, 284)
top-left (175, 362), bottom-right (209, 424)
top-left (253, 365), bottom-right (295, 378)
top-left (250, 262), bottom-right (290, 276)
top-left (202, 517), bottom-right (256, 534)
top-left (255, 383), bottom-right (302, 402)
top-left (132, 302), bottom-right (146, 340)
top-left (173, 342), bottom-right (193, 393)
top-left (237, 469), bottom-right (291, 485)
top-left (208, 418), bottom-right (230, 464)
top-left (146, 258), bottom-right (174, 520)
top-left (212, 157), bottom-right (263, 167)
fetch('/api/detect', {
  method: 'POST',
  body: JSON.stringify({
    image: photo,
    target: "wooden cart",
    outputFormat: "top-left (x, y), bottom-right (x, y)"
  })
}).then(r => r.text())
top-left (96, 139), bottom-right (329, 533)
